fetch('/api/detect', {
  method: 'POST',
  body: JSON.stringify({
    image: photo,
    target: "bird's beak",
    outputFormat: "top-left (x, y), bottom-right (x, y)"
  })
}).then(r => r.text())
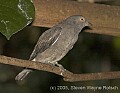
top-left (85, 21), bottom-right (92, 27)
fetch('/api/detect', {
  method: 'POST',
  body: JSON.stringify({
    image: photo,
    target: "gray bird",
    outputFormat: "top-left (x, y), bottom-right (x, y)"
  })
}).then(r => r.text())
top-left (15, 15), bottom-right (91, 80)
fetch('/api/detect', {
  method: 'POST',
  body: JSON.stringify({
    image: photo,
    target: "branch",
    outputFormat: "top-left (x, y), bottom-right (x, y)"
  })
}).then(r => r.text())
top-left (77, 0), bottom-right (113, 3)
top-left (0, 55), bottom-right (120, 82)
top-left (32, 0), bottom-right (120, 37)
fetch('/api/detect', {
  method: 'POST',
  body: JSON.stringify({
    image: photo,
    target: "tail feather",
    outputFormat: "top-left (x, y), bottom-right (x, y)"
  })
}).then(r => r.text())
top-left (15, 69), bottom-right (32, 80)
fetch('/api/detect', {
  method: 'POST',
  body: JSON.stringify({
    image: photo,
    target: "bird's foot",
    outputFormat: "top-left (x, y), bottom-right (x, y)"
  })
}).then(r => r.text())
top-left (53, 62), bottom-right (66, 76)
top-left (41, 61), bottom-right (66, 76)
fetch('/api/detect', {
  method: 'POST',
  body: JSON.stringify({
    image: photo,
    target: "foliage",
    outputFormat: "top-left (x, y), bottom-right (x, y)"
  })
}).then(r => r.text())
top-left (0, 0), bottom-right (35, 39)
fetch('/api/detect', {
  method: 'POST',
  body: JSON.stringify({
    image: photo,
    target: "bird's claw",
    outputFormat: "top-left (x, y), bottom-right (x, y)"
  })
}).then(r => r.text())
top-left (54, 62), bottom-right (66, 76)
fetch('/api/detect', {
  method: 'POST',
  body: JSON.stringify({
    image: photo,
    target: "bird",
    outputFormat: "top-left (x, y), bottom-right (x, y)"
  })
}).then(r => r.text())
top-left (15, 15), bottom-right (91, 80)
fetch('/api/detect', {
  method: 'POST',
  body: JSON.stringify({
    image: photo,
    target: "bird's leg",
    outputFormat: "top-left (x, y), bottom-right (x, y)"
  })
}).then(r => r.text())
top-left (53, 62), bottom-right (64, 69)
top-left (40, 61), bottom-right (66, 75)
top-left (42, 61), bottom-right (64, 69)
top-left (53, 62), bottom-right (66, 76)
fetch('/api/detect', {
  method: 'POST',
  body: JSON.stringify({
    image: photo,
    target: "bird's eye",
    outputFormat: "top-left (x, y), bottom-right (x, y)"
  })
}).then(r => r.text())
top-left (80, 17), bottom-right (85, 22)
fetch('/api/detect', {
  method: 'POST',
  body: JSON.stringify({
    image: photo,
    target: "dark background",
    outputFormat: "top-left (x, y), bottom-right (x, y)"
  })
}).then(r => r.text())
top-left (0, 0), bottom-right (120, 93)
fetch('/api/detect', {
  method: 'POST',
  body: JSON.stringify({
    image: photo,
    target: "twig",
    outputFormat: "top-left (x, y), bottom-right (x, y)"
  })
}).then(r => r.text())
top-left (32, 0), bottom-right (120, 37)
top-left (0, 55), bottom-right (120, 82)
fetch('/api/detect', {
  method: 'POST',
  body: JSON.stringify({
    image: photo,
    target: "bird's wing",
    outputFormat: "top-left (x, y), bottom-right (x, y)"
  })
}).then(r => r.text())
top-left (29, 27), bottom-right (62, 60)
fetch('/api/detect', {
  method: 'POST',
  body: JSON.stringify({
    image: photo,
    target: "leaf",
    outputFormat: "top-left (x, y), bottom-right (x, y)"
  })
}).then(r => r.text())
top-left (0, 0), bottom-right (35, 40)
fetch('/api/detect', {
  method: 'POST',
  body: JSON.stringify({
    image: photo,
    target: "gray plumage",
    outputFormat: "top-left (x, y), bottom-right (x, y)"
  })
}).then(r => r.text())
top-left (15, 15), bottom-right (91, 80)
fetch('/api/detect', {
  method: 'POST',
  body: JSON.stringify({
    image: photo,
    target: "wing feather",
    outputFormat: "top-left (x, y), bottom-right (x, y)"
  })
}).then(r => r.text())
top-left (29, 27), bottom-right (62, 60)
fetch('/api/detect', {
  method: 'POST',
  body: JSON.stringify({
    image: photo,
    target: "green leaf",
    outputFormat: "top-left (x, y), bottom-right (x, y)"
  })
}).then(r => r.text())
top-left (0, 0), bottom-right (35, 40)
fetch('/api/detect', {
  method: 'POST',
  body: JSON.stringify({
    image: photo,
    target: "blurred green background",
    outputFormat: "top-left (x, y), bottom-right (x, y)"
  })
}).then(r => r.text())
top-left (0, 0), bottom-right (120, 93)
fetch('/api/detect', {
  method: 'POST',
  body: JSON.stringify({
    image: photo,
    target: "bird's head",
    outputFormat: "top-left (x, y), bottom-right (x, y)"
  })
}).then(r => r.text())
top-left (65, 15), bottom-right (91, 30)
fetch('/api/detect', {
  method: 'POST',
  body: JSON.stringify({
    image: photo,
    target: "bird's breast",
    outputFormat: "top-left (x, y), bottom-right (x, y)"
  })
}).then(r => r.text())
top-left (52, 30), bottom-right (78, 57)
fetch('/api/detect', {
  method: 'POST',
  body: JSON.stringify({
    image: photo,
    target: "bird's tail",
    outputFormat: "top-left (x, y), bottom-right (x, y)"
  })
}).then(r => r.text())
top-left (15, 69), bottom-right (32, 80)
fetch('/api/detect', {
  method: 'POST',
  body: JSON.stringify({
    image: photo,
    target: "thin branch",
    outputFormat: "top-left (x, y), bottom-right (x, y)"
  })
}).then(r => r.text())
top-left (32, 0), bottom-right (120, 37)
top-left (0, 55), bottom-right (120, 82)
